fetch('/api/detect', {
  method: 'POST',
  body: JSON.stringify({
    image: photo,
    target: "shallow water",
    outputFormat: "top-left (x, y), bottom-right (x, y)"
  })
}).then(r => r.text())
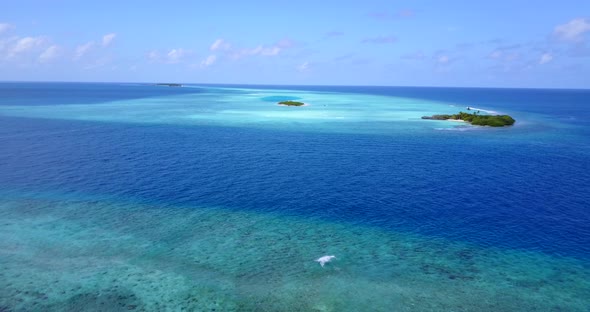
top-left (0, 84), bottom-right (501, 134)
top-left (1, 194), bottom-right (588, 311)
top-left (0, 83), bottom-right (589, 311)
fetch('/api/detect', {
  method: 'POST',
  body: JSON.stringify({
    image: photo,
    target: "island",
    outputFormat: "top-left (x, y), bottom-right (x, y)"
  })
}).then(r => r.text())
top-left (156, 83), bottom-right (183, 87)
top-left (278, 100), bottom-right (305, 106)
top-left (422, 111), bottom-right (515, 127)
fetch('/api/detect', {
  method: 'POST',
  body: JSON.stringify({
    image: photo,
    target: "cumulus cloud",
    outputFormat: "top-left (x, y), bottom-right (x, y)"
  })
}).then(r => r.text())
top-left (201, 54), bottom-right (217, 67)
top-left (539, 53), bottom-right (553, 64)
top-left (554, 18), bottom-right (590, 42)
top-left (39, 45), bottom-right (60, 63)
top-left (13, 37), bottom-right (44, 53)
top-left (254, 45), bottom-right (280, 56)
top-left (0, 26), bottom-right (114, 67)
top-left (230, 39), bottom-right (293, 59)
top-left (0, 35), bottom-right (58, 65)
top-left (210, 39), bottom-right (231, 51)
top-left (9, 36), bottom-right (46, 57)
top-left (0, 38), bottom-right (16, 59)
top-left (197, 38), bottom-right (293, 67)
top-left (74, 41), bottom-right (95, 59)
top-left (0, 23), bottom-right (14, 34)
top-left (102, 33), bottom-right (116, 46)
top-left (147, 48), bottom-right (191, 64)
top-left (147, 50), bottom-right (160, 62)
top-left (488, 50), bottom-right (520, 61)
top-left (362, 35), bottom-right (397, 44)
top-left (74, 33), bottom-right (116, 60)
top-left (166, 48), bottom-right (189, 63)
top-left (297, 61), bottom-right (310, 72)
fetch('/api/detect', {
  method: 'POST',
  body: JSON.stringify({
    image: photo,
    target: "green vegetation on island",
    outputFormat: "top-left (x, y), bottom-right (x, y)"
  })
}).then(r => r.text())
top-left (422, 111), bottom-right (515, 127)
top-left (278, 100), bottom-right (305, 106)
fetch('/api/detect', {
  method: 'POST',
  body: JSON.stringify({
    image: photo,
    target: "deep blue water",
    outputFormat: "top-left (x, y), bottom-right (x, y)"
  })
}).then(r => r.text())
top-left (0, 82), bottom-right (203, 105)
top-left (1, 82), bottom-right (589, 261)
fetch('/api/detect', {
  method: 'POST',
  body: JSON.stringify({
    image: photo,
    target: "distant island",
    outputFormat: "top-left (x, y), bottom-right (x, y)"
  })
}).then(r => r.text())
top-left (156, 83), bottom-right (183, 87)
top-left (278, 100), bottom-right (305, 106)
top-left (422, 111), bottom-right (515, 127)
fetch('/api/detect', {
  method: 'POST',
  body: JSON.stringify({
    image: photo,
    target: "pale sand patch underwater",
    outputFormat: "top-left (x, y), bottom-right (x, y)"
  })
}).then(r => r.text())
top-left (0, 196), bottom-right (588, 311)
top-left (0, 86), bottom-right (464, 134)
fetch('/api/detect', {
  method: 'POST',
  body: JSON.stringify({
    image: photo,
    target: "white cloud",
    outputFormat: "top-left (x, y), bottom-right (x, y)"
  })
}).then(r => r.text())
top-left (254, 45), bottom-right (281, 56)
top-left (539, 53), bottom-right (553, 65)
top-left (233, 45), bottom-right (280, 58)
top-left (554, 18), bottom-right (590, 42)
top-left (0, 23), bottom-right (14, 35)
top-left (13, 37), bottom-right (44, 53)
top-left (9, 36), bottom-right (46, 57)
top-left (297, 61), bottom-right (309, 72)
top-left (210, 39), bottom-right (230, 51)
top-left (166, 48), bottom-right (188, 63)
top-left (201, 54), bottom-right (217, 67)
top-left (102, 33), bottom-right (116, 46)
top-left (0, 38), bottom-right (16, 60)
top-left (74, 34), bottom-right (116, 60)
top-left (209, 39), bottom-right (293, 59)
top-left (147, 50), bottom-right (160, 62)
top-left (75, 41), bottom-right (95, 59)
top-left (39, 45), bottom-right (60, 63)
top-left (488, 50), bottom-right (519, 62)
top-left (147, 48), bottom-right (191, 64)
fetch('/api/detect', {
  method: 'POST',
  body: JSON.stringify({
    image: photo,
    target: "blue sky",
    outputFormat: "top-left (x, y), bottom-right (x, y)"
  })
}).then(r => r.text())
top-left (1, 0), bottom-right (589, 88)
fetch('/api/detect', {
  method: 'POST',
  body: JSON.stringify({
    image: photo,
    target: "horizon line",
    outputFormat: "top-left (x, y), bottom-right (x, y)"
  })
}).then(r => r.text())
top-left (1, 80), bottom-right (589, 91)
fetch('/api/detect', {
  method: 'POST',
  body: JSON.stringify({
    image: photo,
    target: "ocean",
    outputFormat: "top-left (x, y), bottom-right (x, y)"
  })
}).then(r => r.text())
top-left (0, 82), bottom-right (588, 311)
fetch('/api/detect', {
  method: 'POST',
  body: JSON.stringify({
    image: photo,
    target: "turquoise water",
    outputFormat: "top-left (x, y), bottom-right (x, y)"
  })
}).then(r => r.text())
top-left (0, 85), bottom-right (478, 133)
top-left (1, 194), bottom-right (588, 311)
top-left (0, 83), bottom-right (589, 311)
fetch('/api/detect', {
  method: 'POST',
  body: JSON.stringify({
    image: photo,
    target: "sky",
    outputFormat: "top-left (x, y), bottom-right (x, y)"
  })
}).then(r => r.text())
top-left (1, 0), bottom-right (590, 88)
